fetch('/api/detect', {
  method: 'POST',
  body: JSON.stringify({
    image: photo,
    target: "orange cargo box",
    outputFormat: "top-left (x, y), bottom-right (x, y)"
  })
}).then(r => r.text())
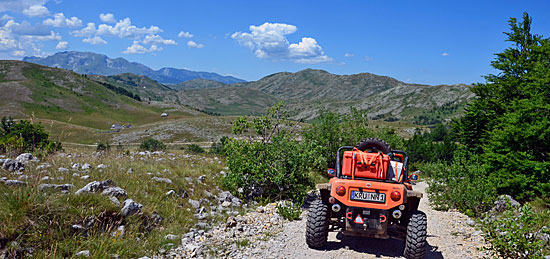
top-left (342, 150), bottom-right (391, 180)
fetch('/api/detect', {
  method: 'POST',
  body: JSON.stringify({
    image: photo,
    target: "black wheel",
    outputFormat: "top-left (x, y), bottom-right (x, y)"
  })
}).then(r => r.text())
top-left (356, 138), bottom-right (391, 154)
top-left (403, 211), bottom-right (427, 259)
top-left (305, 199), bottom-right (329, 249)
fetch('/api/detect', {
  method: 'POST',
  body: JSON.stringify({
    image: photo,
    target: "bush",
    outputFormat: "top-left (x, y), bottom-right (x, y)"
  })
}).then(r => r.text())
top-left (481, 205), bottom-right (550, 258)
top-left (209, 136), bottom-right (229, 155)
top-left (139, 138), bottom-right (166, 151)
top-left (96, 142), bottom-right (111, 152)
top-left (187, 144), bottom-right (205, 154)
top-left (224, 103), bottom-right (313, 202)
top-left (0, 116), bottom-right (62, 155)
top-left (277, 201), bottom-right (302, 221)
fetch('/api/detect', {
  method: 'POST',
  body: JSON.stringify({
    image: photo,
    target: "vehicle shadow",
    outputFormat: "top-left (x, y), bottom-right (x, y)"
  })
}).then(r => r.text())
top-left (321, 232), bottom-right (444, 258)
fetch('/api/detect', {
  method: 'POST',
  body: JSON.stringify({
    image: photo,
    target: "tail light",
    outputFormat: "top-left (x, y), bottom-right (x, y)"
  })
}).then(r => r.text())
top-left (390, 191), bottom-right (401, 201)
top-left (335, 185), bottom-right (346, 196)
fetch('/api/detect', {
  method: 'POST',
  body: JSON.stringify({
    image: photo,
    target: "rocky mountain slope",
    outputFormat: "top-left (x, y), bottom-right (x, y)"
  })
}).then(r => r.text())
top-left (23, 51), bottom-right (245, 85)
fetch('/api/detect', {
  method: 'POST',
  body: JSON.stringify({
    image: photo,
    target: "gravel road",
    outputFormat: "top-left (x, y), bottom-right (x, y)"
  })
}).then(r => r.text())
top-left (234, 181), bottom-right (488, 259)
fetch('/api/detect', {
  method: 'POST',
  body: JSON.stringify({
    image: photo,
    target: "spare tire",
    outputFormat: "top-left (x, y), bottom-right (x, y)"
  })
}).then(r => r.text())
top-left (356, 138), bottom-right (391, 154)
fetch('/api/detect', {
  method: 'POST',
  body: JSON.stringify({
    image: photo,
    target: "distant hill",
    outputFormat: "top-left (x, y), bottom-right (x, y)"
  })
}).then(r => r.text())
top-left (171, 78), bottom-right (227, 90)
top-left (88, 73), bottom-right (177, 102)
top-left (0, 60), bottom-right (197, 129)
top-left (179, 68), bottom-right (474, 123)
top-left (23, 51), bottom-right (246, 85)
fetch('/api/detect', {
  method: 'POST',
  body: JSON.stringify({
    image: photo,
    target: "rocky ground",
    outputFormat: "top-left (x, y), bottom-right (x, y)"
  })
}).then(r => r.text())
top-left (165, 181), bottom-right (489, 259)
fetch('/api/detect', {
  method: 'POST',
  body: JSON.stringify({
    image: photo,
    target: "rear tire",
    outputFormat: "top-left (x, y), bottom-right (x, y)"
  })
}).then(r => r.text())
top-left (403, 210), bottom-right (427, 259)
top-left (356, 138), bottom-right (391, 154)
top-left (305, 199), bottom-right (329, 249)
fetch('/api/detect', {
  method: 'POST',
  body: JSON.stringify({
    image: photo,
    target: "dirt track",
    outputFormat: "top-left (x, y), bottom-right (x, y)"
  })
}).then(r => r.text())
top-left (236, 181), bottom-right (488, 259)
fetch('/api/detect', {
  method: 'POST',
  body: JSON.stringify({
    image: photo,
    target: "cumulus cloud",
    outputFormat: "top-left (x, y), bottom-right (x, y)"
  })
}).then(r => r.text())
top-left (23, 4), bottom-right (49, 17)
top-left (99, 13), bottom-right (115, 23)
top-left (0, 0), bottom-right (46, 13)
top-left (1, 14), bottom-right (14, 21)
top-left (97, 18), bottom-right (162, 39)
top-left (344, 53), bottom-right (354, 57)
top-left (71, 22), bottom-right (96, 37)
top-left (82, 36), bottom-right (106, 45)
top-left (0, 18), bottom-right (61, 58)
top-left (123, 40), bottom-right (162, 54)
top-left (187, 40), bottom-right (204, 48)
top-left (178, 31), bottom-right (193, 38)
top-left (43, 13), bottom-right (82, 28)
top-left (142, 34), bottom-right (176, 45)
top-left (231, 22), bottom-right (332, 63)
top-left (441, 52), bottom-right (449, 56)
top-left (56, 41), bottom-right (68, 49)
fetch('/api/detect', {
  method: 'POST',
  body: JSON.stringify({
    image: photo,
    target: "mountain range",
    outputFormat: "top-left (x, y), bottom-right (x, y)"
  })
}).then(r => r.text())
top-left (23, 51), bottom-right (245, 85)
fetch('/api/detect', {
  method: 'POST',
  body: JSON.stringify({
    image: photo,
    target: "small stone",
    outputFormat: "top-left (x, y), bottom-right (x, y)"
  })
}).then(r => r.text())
top-left (71, 224), bottom-right (84, 230)
top-left (81, 163), bottom-right (92, 170)
top-left (2, 159), bottom-right (24, 172)
top-left (151, 177), bottom-right (172, 184)
top-left (197, 175), bottom-right (206, 182)
top-left (72, 172), bottom-right (80, 177)
top-left (466, 219), bottom-right (475, 226)
top-left (75, 250), bottom-right (90, 257)
top-left (109, 196), bottom-right (121, 207)
top-left (40, 176), bottom-right (51, 181)
top-left (257, 206), bottom-right (265, 213)
top-left (16, 153), bottom-right (36, 163)
top-left (185, 244), bottom-right (199, 252)
top-left (127, 168), bottom-right (133, 174)
top-left (4, 180), bottom-right (27, 186)
top-left (121, 199), bottom-right (142, 217)
top-left (165, 234), bottom-right (178, 240)
top-left (111, 225), bottom-right (125, 238)
top-left (166, 190), bottom-right (176, 196)
top-left (221, 201), bottom-right (231, 207)
top-left (72, 163), bottom-right (82, 170)
top-left (188, 199), bottom-right (200, 209)
top-left (39, 183), bottom-right (74, 192)
top-left (102, 187), bottom-right (128, 198)
top-left (58, 167), bottom-right (69, 173)
top-left (81, 175), bottom-right (90, 180)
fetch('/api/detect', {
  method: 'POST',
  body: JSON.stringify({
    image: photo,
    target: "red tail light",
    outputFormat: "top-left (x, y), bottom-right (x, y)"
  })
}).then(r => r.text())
top-left (390, 191), bottom-right (401, 201)
top-left (336, 185), bottom-right (346, 196)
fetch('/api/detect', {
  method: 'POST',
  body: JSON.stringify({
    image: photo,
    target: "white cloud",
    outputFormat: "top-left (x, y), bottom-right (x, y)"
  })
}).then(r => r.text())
top-left (23, 4), bottom-right (49, 17)
top-left (187, 40), bottom-right (204, 48)
top-left (142, 34), bottom-right (176, 45)
top-left (0, 0), bottom-right (45, 13)
top-left (441, 52), bottom-right (449, 56)
top-left (99, 13), bottom-right (115, 23)
top-left (97, 17), bottom-right (162, 39)
top-left (56, 41), bottom-right (68, 49)
top-left (232, 22), bottom-right (332, 63)
top-left (178, 31), bottom-right (193, 38)
top-left (0, 18), bottom-right (60, 58)
top-left (71, 22), bottom-right (96, 37)
top-left (82, 36), bottom-right (106, 45)
top-left (123, 40), bottom-right (162, 54)
top-left (43, 13), bottom-right (82, 28)
top-left (1, 14), bottom-right (14, 21)
top-left (344, 53), bottom-right (354, 57)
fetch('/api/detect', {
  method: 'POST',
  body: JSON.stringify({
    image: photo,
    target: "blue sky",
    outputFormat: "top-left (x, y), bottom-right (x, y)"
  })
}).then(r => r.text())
top-left (1, 0), bottom-right (549, 85)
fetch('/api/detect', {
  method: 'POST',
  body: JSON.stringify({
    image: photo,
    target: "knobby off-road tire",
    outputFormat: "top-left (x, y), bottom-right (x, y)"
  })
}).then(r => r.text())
top-left (403, 210), bottom-right (427, 259)
top-left (305, 199), bottom-right (329, 249)
top-left (356, 138), bottom-right (391, 154)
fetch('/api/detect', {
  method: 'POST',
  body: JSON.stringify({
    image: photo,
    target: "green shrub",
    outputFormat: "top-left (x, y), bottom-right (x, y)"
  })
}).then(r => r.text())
top-left (96, 142), bottom-right (111, 152)
top-left (209, 136), bottom-right (229, 155)
top-left (187, 144), bottom-right (205, 154)
top-left (481, 205), bottom-right (550, 258)
top-left (0, 116), bottom-right (62, 155)
top-left (139, 138), bottom-right (166, 151)
top-left (224, 102), bottom-right (313, 202)
top-left (277, 201), bottom-right (302, 221)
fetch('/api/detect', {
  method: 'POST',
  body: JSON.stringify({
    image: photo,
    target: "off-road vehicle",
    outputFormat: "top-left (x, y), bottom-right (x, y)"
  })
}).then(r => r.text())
top-left (306, 138), bottom-right (426, 259)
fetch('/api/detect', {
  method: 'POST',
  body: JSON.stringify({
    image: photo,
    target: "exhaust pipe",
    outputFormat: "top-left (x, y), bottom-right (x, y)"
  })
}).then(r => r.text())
top-left (392, 209), bottom-right (402, 219)
top-left (332, 204), bottom-right (341, 213)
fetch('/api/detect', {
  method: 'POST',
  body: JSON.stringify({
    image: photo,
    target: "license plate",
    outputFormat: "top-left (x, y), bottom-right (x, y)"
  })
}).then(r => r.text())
top-left (350, 190), bottom-right (385, 203)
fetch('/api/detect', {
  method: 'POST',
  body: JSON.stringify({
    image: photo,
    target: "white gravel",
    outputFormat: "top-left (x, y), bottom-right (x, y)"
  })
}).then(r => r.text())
top-left (233, 181), bottom-right (489, 259)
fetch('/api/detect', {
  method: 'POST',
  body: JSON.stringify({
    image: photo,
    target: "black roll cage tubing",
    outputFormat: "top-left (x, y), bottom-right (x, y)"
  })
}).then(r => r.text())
top-left (335, 146), bottom-right (410, 183)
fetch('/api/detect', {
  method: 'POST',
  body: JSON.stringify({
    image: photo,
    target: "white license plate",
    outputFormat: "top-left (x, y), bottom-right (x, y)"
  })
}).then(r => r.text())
top-left (350, 190), bottom-right (385, 203)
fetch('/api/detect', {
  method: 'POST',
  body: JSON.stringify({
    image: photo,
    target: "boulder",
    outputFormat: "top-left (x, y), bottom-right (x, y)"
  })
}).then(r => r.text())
top-left (102, 186), bottom-right (128, 199)
top-left (493, 194), bottom-right (520, 212)
top-left (16, 153), bottom-right (37, 163)
top-left (121, 199), bottom-right (142, 217)
top-left (75, 180), bottom-right (113, 194)
top-left (2, 159), bottom-right (24, 172)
